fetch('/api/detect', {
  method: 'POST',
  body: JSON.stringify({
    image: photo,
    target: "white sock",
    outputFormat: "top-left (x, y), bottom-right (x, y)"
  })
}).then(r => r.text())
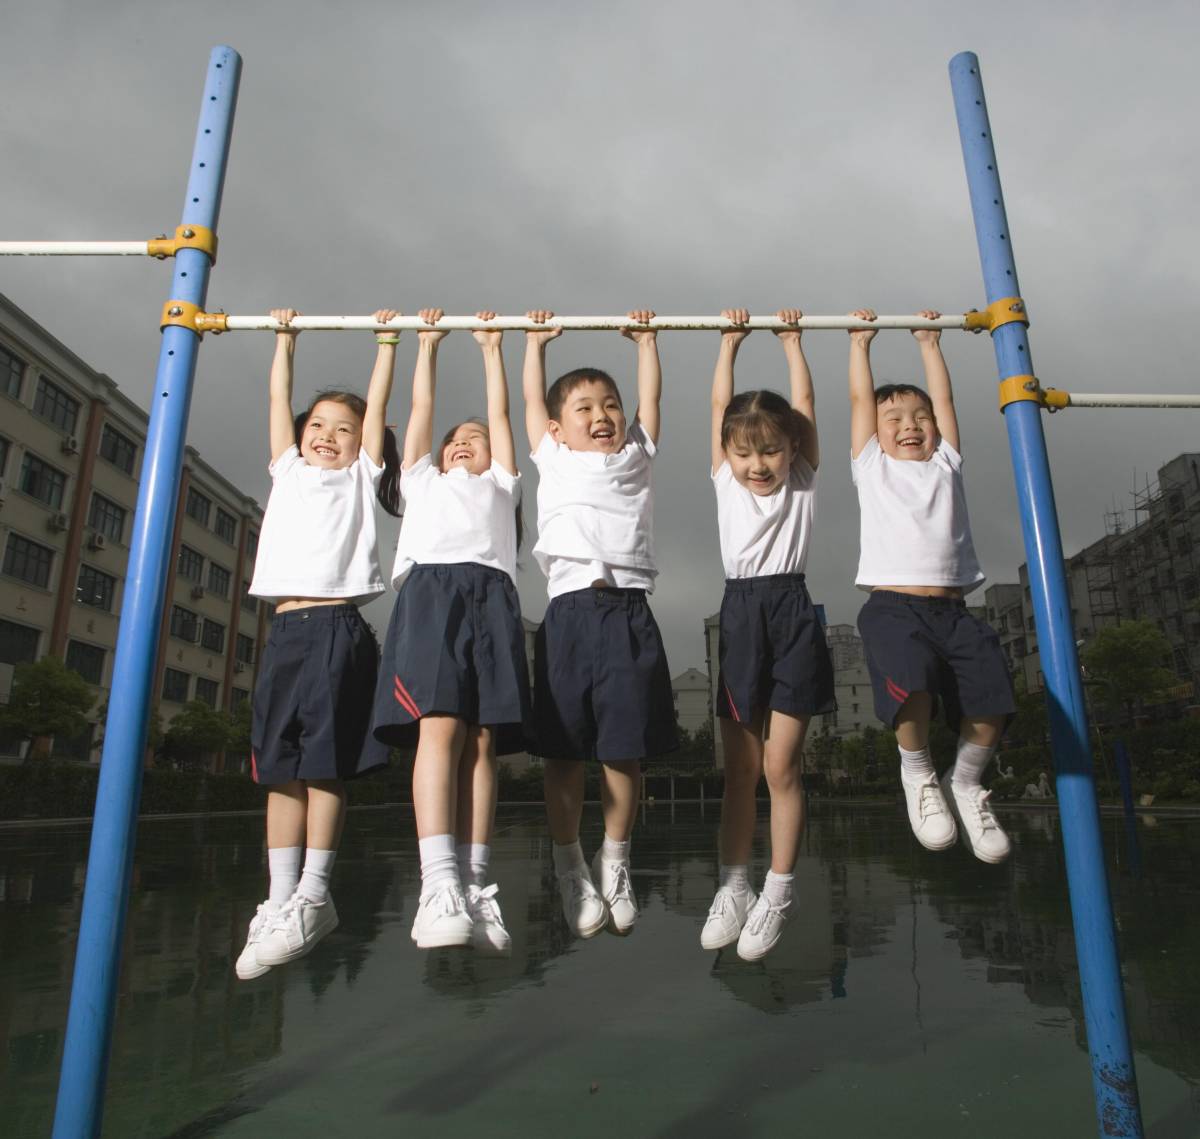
top-left (552, 840), bottom-right (587, 877)
top-left (899, 745), bottom-right (935, 781)
top-left (953, 739), bottom-right (995, 788)
top-left (762, 870), bottom-right (794, 907)
top-left (600, 834), bottom-right (631, 863)
top-left (296, 848), bottom-right (336, 904)
top-left (267, 846), bottom-right (302, 905)
top-left (456, 842), bottom-right (490, 889)
top-left (719, 864), bottom-right (752, 894)
top-left (418, 834), bottom-right (460, 895)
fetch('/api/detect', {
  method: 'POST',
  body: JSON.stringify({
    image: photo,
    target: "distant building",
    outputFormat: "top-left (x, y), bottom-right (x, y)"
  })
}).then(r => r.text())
top-left (671, 667), bottom-right (710, 735)
top-left (814, 623), bottom-right (875, 740)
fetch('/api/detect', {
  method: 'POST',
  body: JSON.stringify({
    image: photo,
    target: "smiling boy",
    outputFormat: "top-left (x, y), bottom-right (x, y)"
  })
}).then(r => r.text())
top-left (847, 309), bottom-right (1014, 864)
top-left (523, 309), bottom-right (678, 938)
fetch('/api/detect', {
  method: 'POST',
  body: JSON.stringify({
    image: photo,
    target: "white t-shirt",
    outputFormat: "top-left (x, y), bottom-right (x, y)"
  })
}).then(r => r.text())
top-left (851, 435), bottom-right (984, 591)
top-left (249, 445), bottom-right (386, 606)
top-left (531, 421), bottom-right (658, 599)
top-left (712, 457), bottom-right (817, 579)
top-left (392, 454), bottom-right (521, 587)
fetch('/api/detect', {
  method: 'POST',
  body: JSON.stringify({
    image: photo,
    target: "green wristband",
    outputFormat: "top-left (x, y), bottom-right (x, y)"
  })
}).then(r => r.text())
top-left (375, 336), bottom-right (401, 344)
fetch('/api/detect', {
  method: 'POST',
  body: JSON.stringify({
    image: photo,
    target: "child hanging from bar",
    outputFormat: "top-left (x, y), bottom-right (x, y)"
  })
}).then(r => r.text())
top-left (370, 309), bottom-right (531, 955)
top-left (236, 307), bottom-right (402, 980)
top-left (703, 308), bottom-right (836, 960)
top-left (847, 308), bottom-right (1013, 863)
top-left (523, 308), bottom-right (678, 939)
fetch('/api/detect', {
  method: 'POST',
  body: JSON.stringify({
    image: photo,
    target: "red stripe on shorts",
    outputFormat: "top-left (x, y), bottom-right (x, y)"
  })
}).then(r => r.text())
top-left (885, 677), bottom-right (909, 704)
top-left (393, 676), bottom-right (421, 719)
top-left (723, 681), bottom-right (741, 724)
top-left (250, 750), bottom-right (259, 783)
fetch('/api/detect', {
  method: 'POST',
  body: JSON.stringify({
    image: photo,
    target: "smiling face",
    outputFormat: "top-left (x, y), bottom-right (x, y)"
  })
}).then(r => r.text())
top-left (876, 392), bottom-right (937, 461)
top-left (440, 421), bottom-right (492, 475)
top-left (300, 399), bottom-right (363, 469)
top-left (727, 426), bottom-right (797, 496)
top-left (548, 378), bottom-right (627, 454)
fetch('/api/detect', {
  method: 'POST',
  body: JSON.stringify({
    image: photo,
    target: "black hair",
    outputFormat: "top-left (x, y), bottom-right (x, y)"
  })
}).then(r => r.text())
top-left (294, 389), bottom-right (402, 517)
top-left (436, 417), bottom-right (524, 551)
top-left (545, 368), bottom-right (623, 422)
top-left (721, 389), bottom-right (804, 453)
top-left (873, 383), bottom-right (933, 409)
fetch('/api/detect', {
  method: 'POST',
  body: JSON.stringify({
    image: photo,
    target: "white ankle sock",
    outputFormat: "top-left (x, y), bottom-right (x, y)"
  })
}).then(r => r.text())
top-left (899, 745), bottom-right (935, 780)
top-left (762, 870), bottom-right (794, 907)
top-left (456, 842), bottom-right (490, 888)
top-left (419, 834), bottom-right (460, 895)
top-left (296, 848), bottom-right (336, 904)
top-left (719, 864), bottom-right (752, 894)
top-left (953, 739), bottom-right (995, 788)
top-left (600, 834), bottom-right (630, 863)
top-left (267, 846), bottom-right (302, 905)
top-left (552, 840), bottom-right (587, 877)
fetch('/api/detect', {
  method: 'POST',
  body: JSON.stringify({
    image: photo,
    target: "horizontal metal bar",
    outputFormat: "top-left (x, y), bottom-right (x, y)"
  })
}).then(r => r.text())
top-left (0, 241), bottom-right (153, 256)
top-left (218, 313), bottom-right (972, 332)
top-left (1049, 391), bottom-right (1200, 409)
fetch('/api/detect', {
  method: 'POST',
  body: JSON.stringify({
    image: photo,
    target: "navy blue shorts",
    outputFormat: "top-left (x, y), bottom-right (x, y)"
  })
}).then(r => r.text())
top-left (251, 604), bottom-right (390, 785)
top-left (717, 573), bottom-right (836, 725)
top-left (534, 587), bottom-right (678, 763)
top-left (372, 563), bottom-right (532, 756)
top-left (856, 590), bottom-right (1015, 729)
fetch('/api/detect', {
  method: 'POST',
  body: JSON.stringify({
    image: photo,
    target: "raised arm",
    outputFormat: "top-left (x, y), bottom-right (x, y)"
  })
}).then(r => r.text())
top-left (711, 308), bottom-right (750, 471)
top-left (912, 309), bottom-right (959, 454)
top-left (473, 311), bottom-right (517, 475)
top-left (848, 308), bottom-right (879, 459)
top-left (361, 307), bottom-right (400, 467)
top-left (774, 307), bottom-right (819, 470)
top-left (623, 309), bottom-right (661, 445)
top-left (522, 309), bottom-right (560, 450)
top-left (404, 307), bottom-right (448, 469)
top-left (268, 308), bottom-right (300, 463)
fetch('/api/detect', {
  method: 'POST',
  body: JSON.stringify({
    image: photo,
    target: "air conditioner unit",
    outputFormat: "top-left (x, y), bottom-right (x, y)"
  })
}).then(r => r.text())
top-left (190, 584), bottom-right (205, 600)
top-left (87, 531), bottom-right (107, 551)
top-left (192, 628), bottom-right (204, 645)
top-left (47, 511), bottom-right (69, 532)
top-left (61, 435), bottom-right (80, 456)
top-left (0, 477), bottom-right (6, 505)
top-left (234, 661), bottom-right (246, 674)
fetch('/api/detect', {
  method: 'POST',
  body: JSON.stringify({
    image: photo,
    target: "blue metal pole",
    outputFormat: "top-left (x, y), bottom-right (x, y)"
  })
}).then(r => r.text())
top-left (949, 53), bottom-right (1143, 1137)
top-left (52, 46), bottom-right (241, 1139)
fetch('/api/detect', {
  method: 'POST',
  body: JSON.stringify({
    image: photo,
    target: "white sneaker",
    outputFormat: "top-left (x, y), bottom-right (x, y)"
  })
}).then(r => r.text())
top-left (411, 883), bottom-right (474, 949)
top-left (737, 894), bottom-right (790, 961)
top-left (255, 893), bottom-right (338, 966)
top-left (557, 866), bottom-right (609, 939)
top-left (591, 852), bottom-right (638, 935)
top-left (942, 766), bottom-right (1013, 864)
top-left (235, 900), bottom-right (281, 980)
top-left (466, 883), bottom-right (512, 957)
top-left (901, 770), bottom-right (958, 851)
top-left (700, 886), bottom-right (756, 951)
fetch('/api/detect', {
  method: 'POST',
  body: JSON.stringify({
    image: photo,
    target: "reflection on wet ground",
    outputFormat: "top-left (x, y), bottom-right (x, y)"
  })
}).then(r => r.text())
top-left (1, 802), bottom-right (1198, 1137)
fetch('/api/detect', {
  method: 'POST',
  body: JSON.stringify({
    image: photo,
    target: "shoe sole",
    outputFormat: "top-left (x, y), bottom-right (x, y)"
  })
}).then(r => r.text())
top-left (941, 775), bottom-right (1012, 864)
top-left (256, 916), bottom-right (338, 966)
top-left (605, 914), bottom-right (636, 937)
top-left (737, 938), bottom-right (782, 963)
top-left (235, 958), bottom-right (271, 980)
top-left (414, 931), bottom-right (473, 949)
top-left (574, 910), bottom-right (609, 939)
top-left (700, 927), bottom-right (740, 951)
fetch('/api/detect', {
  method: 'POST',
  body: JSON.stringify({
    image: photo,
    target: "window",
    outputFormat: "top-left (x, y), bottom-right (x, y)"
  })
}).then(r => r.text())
top-left (65, 640), bottom-right (105, 685)
top-left (0, 435), bottom-right (9, 476)
top-left (162, 668), bottom-right (190, 703)
top-left (185, 487), bottom-right (211, 527)
top-left (215, 508), bottom-right (237, 544)
top-left (88, 493), bottom-right (127, 543)
top-left (33, 376), bottom-right (80, 434)
top-left (170, 605), bottom-right (199, 642)
top-left (19, 453), bottom-right (66, 509)
top-left (207, 562), bottom-right (231, 598)
top-left (77, 564), bottom-right (116, 611)
top-left (195, 677), bottom-right (219, 707)
top-left (231, 686), bottom-right (251, 709)
top-left (99, 424), bottom-right (137, 475)
top-left (178, 544), bottom-right (204, 582)
top-left (201, 618), bottom-right (225, 654)
top-left (235, 633), bottom-right (255, 665)
top-left (246, 530), bottom-right (259, 560)
top-left (0, 619), bottom-right (40, 665)
top-left (3, 533), bottom-right (53, 588)
top-left (241, 580), bottom-right (257, 614)
top-left (0, 344), bottom-right (24, 400)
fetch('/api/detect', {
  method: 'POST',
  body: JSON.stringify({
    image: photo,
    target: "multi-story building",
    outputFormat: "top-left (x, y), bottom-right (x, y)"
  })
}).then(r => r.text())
top-left (670, 667), bottom-right (710, 735)
top-left (983, 582), bottom-right (1025, 679)
top-left (0, 292), bottom-right (266, 766)
top-left (814, 623), bottom-right (874, 740)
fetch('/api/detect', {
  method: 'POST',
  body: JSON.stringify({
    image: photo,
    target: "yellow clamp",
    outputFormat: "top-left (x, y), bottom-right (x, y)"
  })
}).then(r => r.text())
top-left (1041, 388), bottom-right (1070, 412)
top-left (159, 301), bottom-right (228, 335)
top-left (964, 296), bottom-right (1029, 334)
top-left (998, 374), bottom-right (1042, 411)
top-left (147, 225), bottom-right (218, 264)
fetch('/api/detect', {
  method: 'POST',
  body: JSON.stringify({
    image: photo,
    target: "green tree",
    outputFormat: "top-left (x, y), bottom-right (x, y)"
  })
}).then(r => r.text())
top-left (1081, 620), bottom-right (1177, 724)
top-left (162, 701), bottom-right (231, 770)
top-left (227, 698), bottom-right (252, 754)
top-left (0, 656), bottom-right (96, 761)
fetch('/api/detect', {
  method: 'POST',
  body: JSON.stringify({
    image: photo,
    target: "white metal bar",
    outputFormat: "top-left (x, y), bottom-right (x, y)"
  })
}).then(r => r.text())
top-left (0, 241), bottom-right (153, 256)
top-left (218, 313), bottom-right (972, 332)
top-left (1053, 392), bottom-right (1200, 409)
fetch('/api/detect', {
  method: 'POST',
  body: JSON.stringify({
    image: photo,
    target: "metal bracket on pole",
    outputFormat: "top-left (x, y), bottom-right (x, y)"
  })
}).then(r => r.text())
top-left (997, 373), bottom-right (1042, 410)
top-left (159, 302), bottom-right (228, 335)
top-left (147, 224), bottom-right (218, 263)
top-left (964, 295), bottom-right (1029, 333)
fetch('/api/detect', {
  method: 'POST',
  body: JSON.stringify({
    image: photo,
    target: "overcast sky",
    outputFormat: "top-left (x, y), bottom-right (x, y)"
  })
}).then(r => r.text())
top-left (3, 1), bottom-right (1199, 670)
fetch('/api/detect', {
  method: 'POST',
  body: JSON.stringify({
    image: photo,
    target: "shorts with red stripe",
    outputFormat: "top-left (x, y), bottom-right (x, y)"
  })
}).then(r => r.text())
top-left (716, 574), bottom-right (835, 726)
top-left (856, 590), bottom-right (1015, 729)
top-left (372, 563), bottom-right (532, 755)
top-left (250, 604), bottom-right (389, 785)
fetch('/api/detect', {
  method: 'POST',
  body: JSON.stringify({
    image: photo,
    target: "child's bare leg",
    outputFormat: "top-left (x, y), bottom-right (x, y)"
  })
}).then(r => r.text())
top-left (455, 727), bottom-right (497, 888)
top-left (546, 758), bottom-right (607, 938)
top-left (544, 758), bottom-right (585, 845)
top-left (595, 760), bottom-right (641, 934)
top-left (894, 692), bottom-right (933, 752)
top-left (718, 717), bottom-right (764, 868)
top-left (599, 760), bottom-right (641, 844)
top-left (304, 779), bottom-right (347, 849)
top-left (413, 715), bottom-right (467, 838)
top-left (762, 711), bottom-right (808, 874)
top-left (263, 782), bottom-right (307, 904)
top-left (959, 715), bottom-right (1004, 750)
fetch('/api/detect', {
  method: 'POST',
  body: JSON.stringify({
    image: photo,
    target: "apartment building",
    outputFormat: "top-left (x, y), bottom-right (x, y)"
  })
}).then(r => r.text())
top-left (814, 623), bottom-right (874, 740)
top-left (670, 667), bottom-right (711, 735)
top-left (0, 292), bottom-right (266, 763)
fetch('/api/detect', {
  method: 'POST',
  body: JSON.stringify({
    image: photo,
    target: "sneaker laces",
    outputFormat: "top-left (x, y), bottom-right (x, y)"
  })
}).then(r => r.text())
top-left (468, 883), bottom-right (506, 927)
top-left (744, 897), bottom-right (788, 936)
top-left (425, 884), bottom-right (467, 918)
top-left (247, 903), bottom-right (276, 940)
top-left (606, 862), bottom-right (633, 904)
top-left (563, 870), bottom-right (601, 906)
top-left (707, 889), bottom-right (734, 919)
top-left (959, 785), bottom-right (999, 832)
top-left (919, 782), bottom-right (948, 820)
